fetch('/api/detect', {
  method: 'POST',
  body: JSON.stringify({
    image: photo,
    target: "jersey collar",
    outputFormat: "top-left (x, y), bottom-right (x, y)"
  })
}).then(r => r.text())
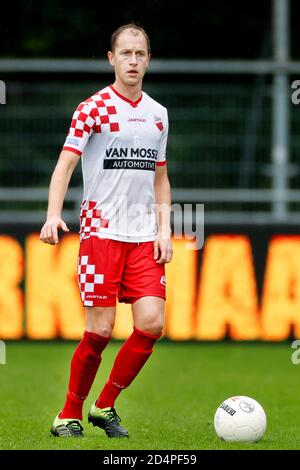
top-left (109, 85), bottom-right (143, 108)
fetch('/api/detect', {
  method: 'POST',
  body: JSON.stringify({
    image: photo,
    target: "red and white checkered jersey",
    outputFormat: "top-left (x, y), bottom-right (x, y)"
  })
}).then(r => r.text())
top-left (63, 85), bottom-right (168, 242)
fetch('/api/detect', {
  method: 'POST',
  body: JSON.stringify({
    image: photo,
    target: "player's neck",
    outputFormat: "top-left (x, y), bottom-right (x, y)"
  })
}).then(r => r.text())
top-left (111, 80), bottom-right (142, 103)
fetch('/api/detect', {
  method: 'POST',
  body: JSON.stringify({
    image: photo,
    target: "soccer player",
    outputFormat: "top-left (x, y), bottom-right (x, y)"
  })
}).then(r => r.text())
top-left (40, 23), bottom-right (173, 438)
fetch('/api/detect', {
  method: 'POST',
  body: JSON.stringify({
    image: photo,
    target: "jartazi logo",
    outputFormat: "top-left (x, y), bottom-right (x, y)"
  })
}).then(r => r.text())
top-left (160, 275), bottom-right (166, 287)
top-left (0, 81), bottom-right (6, 104)
top-left (128, 118), bottom-right (146, 123)
top-left (86, 294), bottom-right (108, 300)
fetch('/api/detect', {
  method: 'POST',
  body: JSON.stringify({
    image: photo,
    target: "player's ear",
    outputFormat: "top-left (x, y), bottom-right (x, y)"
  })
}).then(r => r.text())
top-left (146, 52), bottom-right (151, 67)
top-left (107, 51), bottom-right (115, 66)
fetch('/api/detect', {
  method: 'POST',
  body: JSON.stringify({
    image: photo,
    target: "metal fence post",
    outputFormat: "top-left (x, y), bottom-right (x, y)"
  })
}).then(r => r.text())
top-left (272, 0), bottom-right (290, 220)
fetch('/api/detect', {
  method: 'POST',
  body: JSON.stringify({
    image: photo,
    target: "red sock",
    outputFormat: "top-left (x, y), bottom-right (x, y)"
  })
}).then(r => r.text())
top-left (96, 326), bottom-right (161, 409)
top-left (60, 330), bottom-right (110, 420)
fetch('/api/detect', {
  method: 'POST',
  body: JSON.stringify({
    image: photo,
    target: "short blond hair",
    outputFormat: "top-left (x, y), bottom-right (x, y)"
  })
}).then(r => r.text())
top-left (111, 23), bottom-right (151, 53)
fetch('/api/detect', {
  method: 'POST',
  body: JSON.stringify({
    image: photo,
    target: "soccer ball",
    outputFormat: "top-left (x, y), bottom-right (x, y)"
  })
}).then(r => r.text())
top-left (214, 396), bottom-right (267, 442)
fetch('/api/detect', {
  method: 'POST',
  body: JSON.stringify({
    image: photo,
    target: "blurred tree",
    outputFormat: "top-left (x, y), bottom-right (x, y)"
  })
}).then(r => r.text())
top-left (1, 0), bottom-right (275, 59)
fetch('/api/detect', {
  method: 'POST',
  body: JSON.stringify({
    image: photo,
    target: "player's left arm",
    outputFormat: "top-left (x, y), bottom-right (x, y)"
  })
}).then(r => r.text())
top-left (154, 164), bottom-right (173, 264)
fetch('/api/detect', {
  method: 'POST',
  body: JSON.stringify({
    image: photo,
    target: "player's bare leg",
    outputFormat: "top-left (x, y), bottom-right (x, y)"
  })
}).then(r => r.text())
top-left (51, 306), bottom-right (115, 437)
top-left (85, 306), bottom-right (116, 337)
top-left (132, 296), bottom-right (165, 336)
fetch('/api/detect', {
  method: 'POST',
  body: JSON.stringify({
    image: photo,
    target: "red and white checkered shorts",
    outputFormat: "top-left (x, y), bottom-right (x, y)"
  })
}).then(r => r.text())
top-left (77, 237), bottom-right (166, 307)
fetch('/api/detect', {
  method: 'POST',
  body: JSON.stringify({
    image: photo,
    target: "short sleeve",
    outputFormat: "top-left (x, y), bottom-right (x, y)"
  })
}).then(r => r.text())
top-left (62, 102), bottom-right (96, 156)
top-left (156, 108), bottom-right (169, 166)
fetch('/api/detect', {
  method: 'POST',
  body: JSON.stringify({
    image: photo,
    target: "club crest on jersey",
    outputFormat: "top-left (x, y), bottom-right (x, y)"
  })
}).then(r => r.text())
top-left (154, 115), bottom-right (163, 131)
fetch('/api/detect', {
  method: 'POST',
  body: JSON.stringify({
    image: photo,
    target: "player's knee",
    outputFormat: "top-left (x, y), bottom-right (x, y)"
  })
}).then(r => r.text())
top-left (139, 317), bottom-right (164, 336)
top-left (91, 325), bottom-right (113, 338)
top-left (86, 320), bottom-right (113, 337)
top-left (85, 306), bottom-right (115, 337)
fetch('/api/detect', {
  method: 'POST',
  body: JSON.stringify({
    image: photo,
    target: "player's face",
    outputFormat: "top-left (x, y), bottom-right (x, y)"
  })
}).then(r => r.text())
top-left (108, 30), bottom-right (150, 87)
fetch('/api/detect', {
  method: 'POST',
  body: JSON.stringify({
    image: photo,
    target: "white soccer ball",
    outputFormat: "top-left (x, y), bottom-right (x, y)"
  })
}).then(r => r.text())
top-left (214, 396), bottom-right (267, 442)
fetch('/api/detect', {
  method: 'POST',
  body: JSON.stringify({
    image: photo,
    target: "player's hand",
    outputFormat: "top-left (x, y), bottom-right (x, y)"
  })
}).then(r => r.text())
top-left (40, 215), bottom-right (70, 245)
top-left (154, 236), bottom-right (173, 264)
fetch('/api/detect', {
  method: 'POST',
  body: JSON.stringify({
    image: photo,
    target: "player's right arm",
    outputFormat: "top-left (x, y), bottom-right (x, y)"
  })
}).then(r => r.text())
top-left (40, 150), bottom-right (80, 245)
top-left (41, 99), bottom-right (96, 244)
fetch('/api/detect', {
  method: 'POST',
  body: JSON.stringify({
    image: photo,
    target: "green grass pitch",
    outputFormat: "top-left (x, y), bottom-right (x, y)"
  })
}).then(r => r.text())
top-left (0, 340), bottom-right (299, 450)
